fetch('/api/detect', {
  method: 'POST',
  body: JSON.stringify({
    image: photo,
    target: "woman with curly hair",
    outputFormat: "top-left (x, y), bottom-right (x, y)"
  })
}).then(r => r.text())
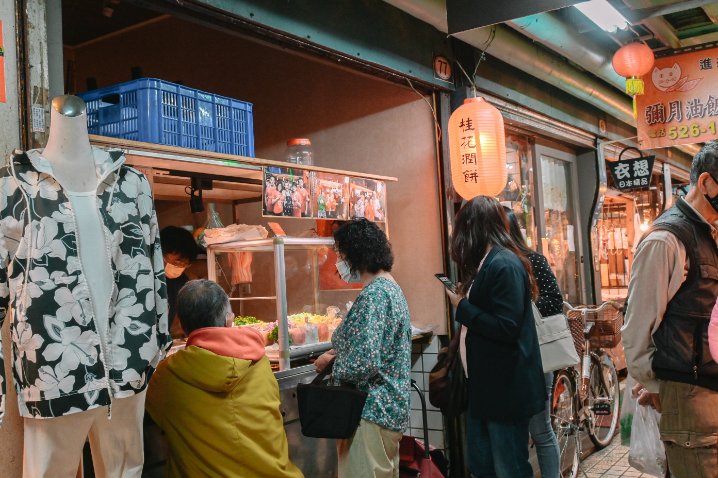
top-left (314, 219), bottom-right (411, 478)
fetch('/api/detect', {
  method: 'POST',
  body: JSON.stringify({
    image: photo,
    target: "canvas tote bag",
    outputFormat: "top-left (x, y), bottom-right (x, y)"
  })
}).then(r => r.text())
top-left (532, 303), bottom-right (580, 373)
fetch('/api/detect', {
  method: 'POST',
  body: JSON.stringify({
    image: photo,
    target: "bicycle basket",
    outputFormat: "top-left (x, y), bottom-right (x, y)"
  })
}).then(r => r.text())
top-left (565, 302), bottom-right (624, 351)
top-left (565, 312), bottom-right (585, 357)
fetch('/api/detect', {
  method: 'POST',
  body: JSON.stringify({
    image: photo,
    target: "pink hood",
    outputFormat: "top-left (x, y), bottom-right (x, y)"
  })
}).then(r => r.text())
top-left (186, 327), bottom-right (266, 361)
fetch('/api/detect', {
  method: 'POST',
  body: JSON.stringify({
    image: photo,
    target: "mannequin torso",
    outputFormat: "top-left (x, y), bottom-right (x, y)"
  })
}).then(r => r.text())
top-left (42, 96), bottom-right (98, 192)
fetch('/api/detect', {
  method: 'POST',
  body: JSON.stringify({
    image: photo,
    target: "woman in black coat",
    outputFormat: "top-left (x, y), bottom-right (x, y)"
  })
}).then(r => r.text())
top-left (445, 197), bottom-right (545, 478)
top-left (505, 206), bottom-right (564, 478)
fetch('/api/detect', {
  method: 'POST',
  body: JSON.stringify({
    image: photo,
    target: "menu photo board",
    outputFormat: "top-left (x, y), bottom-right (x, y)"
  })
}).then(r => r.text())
top-left (637, 46), bottom-right (718, 149)
top-left (263, 167), bottom-right (386, 222)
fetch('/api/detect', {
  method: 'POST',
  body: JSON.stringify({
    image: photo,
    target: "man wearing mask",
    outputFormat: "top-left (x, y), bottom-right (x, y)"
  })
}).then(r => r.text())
top-left (623, 141), bottom-right (718, 477)
top-left (160, 226), bottom-right (200, 338)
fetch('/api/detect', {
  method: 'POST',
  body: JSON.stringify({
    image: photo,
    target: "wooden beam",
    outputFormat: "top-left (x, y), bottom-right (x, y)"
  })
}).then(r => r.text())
top-left (90, 135), bottom-right (398, 182)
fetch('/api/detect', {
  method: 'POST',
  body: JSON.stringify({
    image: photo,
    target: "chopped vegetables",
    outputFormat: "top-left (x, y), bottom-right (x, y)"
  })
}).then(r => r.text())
top-left (233, 316), bottom-right (261, 326)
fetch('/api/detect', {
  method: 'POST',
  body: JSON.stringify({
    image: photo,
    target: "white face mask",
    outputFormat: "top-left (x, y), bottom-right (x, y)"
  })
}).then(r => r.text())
top-left (336, 259), bottom-right (362, 283)
top-left (165, 263), bottom-right (187, 279)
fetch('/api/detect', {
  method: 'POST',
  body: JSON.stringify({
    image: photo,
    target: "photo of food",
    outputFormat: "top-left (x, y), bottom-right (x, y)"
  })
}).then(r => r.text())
top-left (349, 178), bottom-right (386, 222)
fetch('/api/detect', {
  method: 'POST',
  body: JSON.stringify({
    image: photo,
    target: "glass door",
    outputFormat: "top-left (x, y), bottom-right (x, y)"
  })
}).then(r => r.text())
top-left (537, 150), bottom-right (583, 304)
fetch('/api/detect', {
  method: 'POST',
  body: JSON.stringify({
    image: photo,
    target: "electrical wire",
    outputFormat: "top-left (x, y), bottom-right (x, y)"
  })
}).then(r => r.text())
top-left (456, 26), bottom-right (496, 93)
top-left (406, 78), bottom-right (442, 142)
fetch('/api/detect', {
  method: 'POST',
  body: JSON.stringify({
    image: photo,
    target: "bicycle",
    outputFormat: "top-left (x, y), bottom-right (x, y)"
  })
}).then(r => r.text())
top-left (551, 301), bottom-right (623, 478)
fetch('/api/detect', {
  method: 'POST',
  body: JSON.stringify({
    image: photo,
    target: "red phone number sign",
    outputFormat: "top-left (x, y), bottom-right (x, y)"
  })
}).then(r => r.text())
top-left (637, 47), bottom-right (718, 149)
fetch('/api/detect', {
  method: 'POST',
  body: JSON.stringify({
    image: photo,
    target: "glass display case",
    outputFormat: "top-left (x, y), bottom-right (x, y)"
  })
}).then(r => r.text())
top-left (207, 237), bottom-right (362, 370)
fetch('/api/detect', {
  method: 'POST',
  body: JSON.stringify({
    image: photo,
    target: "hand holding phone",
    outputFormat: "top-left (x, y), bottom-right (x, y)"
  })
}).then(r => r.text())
top-left (434, 273), bottom-right (457, 293)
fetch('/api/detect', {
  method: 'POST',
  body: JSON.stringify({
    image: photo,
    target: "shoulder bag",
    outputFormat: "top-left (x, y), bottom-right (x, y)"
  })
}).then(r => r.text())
top-left (428, 328), bottom-right (468, 417)
top-left (532, 303), bottom-right (580, 373)
top-left (296, 360), bottom-right (368, 439)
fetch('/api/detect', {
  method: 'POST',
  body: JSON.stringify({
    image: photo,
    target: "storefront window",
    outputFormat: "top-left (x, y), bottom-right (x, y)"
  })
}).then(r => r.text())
top-left (540, 155), bottom-right (581, 303)
top-left (499, 134), bottom-right (536, 249)
top-left (598, 167), bottom-right (664, 301)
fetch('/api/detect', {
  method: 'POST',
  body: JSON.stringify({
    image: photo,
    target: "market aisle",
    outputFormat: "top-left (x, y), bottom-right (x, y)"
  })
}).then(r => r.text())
top-left (578, 436), bottom-right (655, 478)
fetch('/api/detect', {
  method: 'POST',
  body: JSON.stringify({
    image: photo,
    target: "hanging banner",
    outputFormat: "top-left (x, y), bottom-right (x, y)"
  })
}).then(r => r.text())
top-left (608, 148), bottom-right (655, 191)
top-left (0, 21), bottom-right (6, 103)
top-left (637, 47), bottom-right (718, 149)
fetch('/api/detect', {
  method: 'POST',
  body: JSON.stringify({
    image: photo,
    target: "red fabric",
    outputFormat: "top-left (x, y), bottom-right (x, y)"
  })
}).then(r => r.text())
top-left (186, 327), bottom-right (265, 361)
top-left (399, 436), bottom-right (444, 477)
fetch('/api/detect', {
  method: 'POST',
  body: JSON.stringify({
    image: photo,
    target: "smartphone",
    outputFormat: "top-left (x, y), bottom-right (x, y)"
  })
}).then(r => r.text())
top-left (434, 273), bottom-right (457, 293)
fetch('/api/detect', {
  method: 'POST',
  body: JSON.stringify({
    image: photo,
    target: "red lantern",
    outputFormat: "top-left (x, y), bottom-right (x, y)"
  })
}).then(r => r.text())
top-left (612, 42), bottom-right (655, 117)
top-left (448, 97), bottom-right (507, 200)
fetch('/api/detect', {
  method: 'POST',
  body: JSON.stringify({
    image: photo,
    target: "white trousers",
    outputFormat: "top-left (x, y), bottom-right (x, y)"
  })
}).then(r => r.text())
top-left (23, 390), bottom-right (146, 478)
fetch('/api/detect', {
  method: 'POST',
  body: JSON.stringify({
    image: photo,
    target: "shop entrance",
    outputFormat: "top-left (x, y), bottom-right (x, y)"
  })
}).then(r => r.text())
top-left (534, 144), bottom-right (584, 305)
top-left (54, 1), bottom-right (447, 477)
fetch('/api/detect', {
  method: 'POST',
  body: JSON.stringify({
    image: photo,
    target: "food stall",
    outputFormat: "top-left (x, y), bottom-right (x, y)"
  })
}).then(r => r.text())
top-left (90, 135), bottom-right (417, 476)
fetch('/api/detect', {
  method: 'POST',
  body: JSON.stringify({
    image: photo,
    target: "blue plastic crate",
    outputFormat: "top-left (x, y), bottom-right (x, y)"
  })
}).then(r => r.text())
top-left (79, 78), bottom-right (255, 157)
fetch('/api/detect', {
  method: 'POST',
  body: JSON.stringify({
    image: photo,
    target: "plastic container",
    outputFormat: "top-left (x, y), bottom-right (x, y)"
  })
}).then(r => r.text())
top-left (198, 203), bottom-right (225, 248)
top-left (78, 78), bottom-right (255, 157)
top-left (286, 138), bottom-right (313, 166)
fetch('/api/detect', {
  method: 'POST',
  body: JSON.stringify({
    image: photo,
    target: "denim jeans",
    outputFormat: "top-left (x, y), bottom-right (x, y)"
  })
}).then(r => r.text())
top-left (529, 372), bottom-right (560, 478)
top-left (466, 412), bottom-right (533, 478)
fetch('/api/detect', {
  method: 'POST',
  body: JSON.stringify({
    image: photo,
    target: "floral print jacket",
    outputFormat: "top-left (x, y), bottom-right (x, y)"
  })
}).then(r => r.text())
top-left (0, 148), bottom-right (170, 423)
top-left (332, 277), bottom-right (411, 432)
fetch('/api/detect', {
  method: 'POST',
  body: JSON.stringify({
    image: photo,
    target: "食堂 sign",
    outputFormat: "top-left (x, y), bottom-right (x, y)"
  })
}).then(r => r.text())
top-left (608, 148), bottom-right (655, 191)
top-left (637, 46), bottom-right (718, 149)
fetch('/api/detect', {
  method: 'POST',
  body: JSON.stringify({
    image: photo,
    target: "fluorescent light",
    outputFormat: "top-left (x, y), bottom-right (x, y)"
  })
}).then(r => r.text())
top-left (575, 0), bottom-right (629, 32)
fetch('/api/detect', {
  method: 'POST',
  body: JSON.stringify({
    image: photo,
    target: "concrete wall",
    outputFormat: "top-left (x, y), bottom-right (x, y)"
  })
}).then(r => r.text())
top-left (0, 1), bottom-right (26, 476)
top-left (68, 16), bottom-right (448, 333)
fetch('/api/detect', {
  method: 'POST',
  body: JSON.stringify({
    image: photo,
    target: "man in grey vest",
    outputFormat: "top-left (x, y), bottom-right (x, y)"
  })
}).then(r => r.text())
top-left (624, 140), bottom-right (718, 478)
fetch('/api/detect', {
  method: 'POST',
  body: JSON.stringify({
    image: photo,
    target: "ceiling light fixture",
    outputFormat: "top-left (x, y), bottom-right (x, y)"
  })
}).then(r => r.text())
top-left (575, 0), bottom-right (630, 33)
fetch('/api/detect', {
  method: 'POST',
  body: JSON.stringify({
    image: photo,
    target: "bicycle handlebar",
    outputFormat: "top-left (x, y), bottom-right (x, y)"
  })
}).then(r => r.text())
top-left (563, 300), bottom-right (623, 314)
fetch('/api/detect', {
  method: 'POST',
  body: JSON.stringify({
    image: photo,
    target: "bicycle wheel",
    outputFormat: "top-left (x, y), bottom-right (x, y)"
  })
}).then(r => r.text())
top-left (587, 353), bottom-right (621, 448)
top-left (552, 370), bottom-right (580, 478)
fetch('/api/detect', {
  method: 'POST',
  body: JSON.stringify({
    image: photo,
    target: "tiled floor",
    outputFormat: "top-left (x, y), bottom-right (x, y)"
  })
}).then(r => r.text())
top-left (579, 437), bottom-right (659, 478)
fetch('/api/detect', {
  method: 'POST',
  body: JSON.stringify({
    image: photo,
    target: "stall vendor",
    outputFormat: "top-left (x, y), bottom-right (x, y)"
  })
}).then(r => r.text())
top-left (161, 225), bottom-right (201, 338)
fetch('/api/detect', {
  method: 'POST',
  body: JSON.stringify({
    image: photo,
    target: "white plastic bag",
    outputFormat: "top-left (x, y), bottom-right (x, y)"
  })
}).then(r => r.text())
top-left (628, 405), bottom-right (667, 477)
top-left (620, 375), bottom-right (637, 446)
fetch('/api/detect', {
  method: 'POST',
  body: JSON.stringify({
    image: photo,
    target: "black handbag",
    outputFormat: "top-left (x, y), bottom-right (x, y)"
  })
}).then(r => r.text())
top-left (297, 360), bottom-right (368, 439)
top-left (428, 331), bottom-right (468, 418)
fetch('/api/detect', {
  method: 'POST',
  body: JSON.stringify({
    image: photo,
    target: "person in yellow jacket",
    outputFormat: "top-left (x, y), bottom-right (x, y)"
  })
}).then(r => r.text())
top-left (146, 279), bottom-right (303, 478)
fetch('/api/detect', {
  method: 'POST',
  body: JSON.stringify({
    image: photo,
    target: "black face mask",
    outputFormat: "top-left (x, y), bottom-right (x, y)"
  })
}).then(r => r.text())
top-left (704, 174), bottom-right (718, 213)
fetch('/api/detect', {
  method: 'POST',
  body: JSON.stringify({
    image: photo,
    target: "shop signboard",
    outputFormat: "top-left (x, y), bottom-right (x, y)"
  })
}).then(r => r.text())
top-left (637, 46), bottom-right (718, 149)
top-left (607, 152), bottom-right (655, 192)
top-left (447, 0), bottom-right (581, 33)
top-left (262, 167), bottom-right (385, 222)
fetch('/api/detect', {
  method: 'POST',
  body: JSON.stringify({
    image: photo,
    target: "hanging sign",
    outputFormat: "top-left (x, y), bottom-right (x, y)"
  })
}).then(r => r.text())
top-left (637, 47), bottom-right (718, 149)
top-left (447, 0), bottom-right (581, 33)
top-left (608, 147), bottom-right (655, 191)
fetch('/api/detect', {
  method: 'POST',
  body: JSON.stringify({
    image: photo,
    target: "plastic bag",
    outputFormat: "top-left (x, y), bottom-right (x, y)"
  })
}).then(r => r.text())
top-left (628, 405), bottom-right (667, 477)
top-left (620, 375), bottom-right (637, 446)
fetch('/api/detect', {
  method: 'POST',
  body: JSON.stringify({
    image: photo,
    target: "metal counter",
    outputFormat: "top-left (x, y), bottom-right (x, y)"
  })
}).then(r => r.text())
top-left (276, 365), bottom-right (337, 477)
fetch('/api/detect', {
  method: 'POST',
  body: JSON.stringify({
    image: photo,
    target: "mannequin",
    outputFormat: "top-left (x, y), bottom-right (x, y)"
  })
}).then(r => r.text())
top-left (41, 95), bottom-right (98, 192)
top-left (0, 95), bottom-right (170, 478)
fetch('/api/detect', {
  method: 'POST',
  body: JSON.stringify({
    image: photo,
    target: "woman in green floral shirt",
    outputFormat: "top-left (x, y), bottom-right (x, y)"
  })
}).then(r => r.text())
top-left (315, 219), bottom-right (411, 478)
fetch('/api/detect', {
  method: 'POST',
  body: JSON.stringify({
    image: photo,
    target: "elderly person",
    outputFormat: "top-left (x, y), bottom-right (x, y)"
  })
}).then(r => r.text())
top-left (314, 219), bottom-right (411, 478)
top-left (146, 279), bottom-right (303, 478)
